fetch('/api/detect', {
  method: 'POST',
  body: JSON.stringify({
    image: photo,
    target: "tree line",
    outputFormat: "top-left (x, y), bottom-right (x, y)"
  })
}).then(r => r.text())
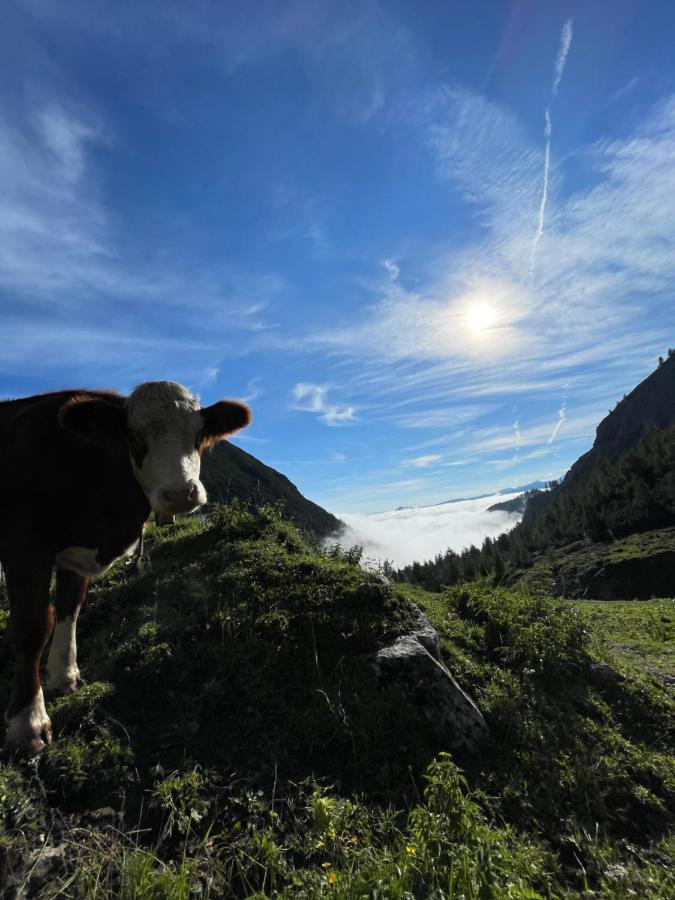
top-left (397, 420), bottom-right (675, 592)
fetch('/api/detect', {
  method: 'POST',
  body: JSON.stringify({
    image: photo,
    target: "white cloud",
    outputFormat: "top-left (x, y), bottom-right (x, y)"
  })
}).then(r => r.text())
top-left (295, 89), bottom-right (675, 468)
top-left (547, 397), bottom-right (567, 445)
top-left (404, 454), bottom-right (442, 468)
top-left (334, 491), bottom-right (523, 568)
top-left (292, 382), bottom-right (356, 426)
top-left (242, 377), bottom-right (264, 403)
top-left (382, 258), bottom-right (399, 281)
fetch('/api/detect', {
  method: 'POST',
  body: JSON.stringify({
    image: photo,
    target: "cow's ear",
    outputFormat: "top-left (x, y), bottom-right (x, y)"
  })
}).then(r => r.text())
top-left (199, 400), bottom-right (251, 448)
top-left (59, 396), bottom-right (127, 443)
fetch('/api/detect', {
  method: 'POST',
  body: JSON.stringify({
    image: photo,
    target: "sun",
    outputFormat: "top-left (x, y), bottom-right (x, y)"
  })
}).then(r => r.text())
top-left (467, 302), bottom-right (496, 333)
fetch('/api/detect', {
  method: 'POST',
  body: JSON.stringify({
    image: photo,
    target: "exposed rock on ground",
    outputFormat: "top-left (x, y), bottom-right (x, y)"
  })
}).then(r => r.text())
top-left (369, 601), bottom-right (489, 753)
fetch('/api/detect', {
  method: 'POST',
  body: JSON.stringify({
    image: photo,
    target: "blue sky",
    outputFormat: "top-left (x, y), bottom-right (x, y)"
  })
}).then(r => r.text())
top-left (2, 0), bottom-right (674, 514)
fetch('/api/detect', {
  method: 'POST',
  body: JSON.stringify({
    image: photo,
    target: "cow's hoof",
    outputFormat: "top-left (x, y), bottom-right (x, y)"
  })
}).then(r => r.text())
top-left (6, 725), bottom-right (53, 757)
top-left (4, 690), bottom-right (53, 756)
top-left (45, 677), bottom-right (80, 697)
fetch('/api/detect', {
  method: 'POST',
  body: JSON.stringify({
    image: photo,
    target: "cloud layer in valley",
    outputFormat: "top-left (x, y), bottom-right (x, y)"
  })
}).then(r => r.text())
top-left (335, 492), bottom-right (523, 569)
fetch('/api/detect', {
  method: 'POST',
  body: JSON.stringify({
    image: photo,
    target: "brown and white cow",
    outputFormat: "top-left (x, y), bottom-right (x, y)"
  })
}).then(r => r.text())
top-left (0, 381), bottom-right (251, 754)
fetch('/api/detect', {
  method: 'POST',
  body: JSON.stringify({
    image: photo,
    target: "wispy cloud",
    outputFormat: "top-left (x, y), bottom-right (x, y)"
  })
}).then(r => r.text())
top-left (403, 454), bottom-right (443, 468)
top-left (547, 391), bottom-right (568, 445)
top-left (530, 108), bottom-right (552, 276)
top-left (242, 377), bottom-right (264, 404)
top-left (298, 88), bottom-right (675, 442)
top-left (382, 258), bottom-right (400, 281)
top-left (292, 382), bottom-right (356, 426)
top-left (552, 18), bottom-right (573, 97)
top-left (0, 92), bottom-right (280, 389)
top-left (531, 18), bottom-right (573, 275)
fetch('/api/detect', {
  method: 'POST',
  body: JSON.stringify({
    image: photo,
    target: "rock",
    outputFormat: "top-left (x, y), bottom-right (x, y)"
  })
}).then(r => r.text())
top-left (356, 575), bottom-right (392, 604)
top-left (87, 806), bottom-right (120, 823)
top-left (369, 605), bottom-right (489, 753)
top-left (589, 662), bottom-right (624, 687)
top-left (29, 842), bottom-right (67, 881)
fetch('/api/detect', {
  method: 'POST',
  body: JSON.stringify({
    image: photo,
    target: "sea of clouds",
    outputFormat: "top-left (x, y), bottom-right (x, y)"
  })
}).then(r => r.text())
top-left (334, 492), bottom-right (523, 569)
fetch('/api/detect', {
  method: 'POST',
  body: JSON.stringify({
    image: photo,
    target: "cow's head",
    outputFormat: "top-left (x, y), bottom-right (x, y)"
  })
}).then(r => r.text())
top-left (61, 381), bottom-right (251, 515)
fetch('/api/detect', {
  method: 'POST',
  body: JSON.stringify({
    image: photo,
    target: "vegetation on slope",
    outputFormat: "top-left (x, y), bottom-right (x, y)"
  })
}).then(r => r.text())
top-left (399, 419), bottom-right (675, 595)
top-left (0, 504), bottom-right (673, 897)
top-left (201, 441), bottom-right (342, 539)
top-left (514, 525), bottom-right (675, 601)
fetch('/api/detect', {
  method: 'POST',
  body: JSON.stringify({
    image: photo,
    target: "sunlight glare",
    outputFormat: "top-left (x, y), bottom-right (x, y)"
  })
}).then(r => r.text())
top-left (467, 302), bottom-right (496, 333)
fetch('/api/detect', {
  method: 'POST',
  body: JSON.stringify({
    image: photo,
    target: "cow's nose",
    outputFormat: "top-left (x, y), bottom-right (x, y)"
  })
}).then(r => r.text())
top-left (159, 483), bottom-right (200, 508)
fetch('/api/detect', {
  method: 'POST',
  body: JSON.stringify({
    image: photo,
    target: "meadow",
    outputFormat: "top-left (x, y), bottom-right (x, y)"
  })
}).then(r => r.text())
top-left (0, 504), bottom-right (672, 898)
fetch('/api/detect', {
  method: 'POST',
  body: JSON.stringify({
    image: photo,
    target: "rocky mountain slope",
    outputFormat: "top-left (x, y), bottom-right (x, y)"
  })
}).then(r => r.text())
top-left (201, 439), bottom-right (341, 538)
top-left (399, 354), bottom-right (675, 598)
top-left (565, 351), bottom-right (675, 485)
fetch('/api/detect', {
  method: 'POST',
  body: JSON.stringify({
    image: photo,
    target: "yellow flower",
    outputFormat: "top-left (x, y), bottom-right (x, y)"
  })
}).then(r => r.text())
top-left (315, 840), bottom-right (325, 849)
top-left (321, 861), bottom-right (331, 868)
top-left (328, 829), bottom-right (336, 840)
top-left (347, 835), bottom-right (358, 845)
top-left (327, 871), bottom-right (337, 884)
top-left (405, 845), bottom-right (416, 856)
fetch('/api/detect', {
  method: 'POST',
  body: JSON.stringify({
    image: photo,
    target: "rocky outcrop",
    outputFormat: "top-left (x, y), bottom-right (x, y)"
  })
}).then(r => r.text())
top-left (565, 354), bottom-right (675, 486)
top-left (367, 595), bottom-right (489, 753)
top-left (552, 547), bottom-right (675, 600)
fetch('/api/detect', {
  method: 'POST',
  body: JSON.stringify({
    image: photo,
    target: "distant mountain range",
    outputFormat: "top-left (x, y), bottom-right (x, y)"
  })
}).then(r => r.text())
top-left (201, 440), bottom-right (341, 539)
top-left (394, 481), bottom-right (549, 513)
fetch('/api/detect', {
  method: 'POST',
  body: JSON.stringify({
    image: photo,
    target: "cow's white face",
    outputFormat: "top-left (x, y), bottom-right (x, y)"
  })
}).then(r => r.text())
top-left (60, 380), bottom-right (251, 516)
top-left (126, 382), bottom-right (207, 515)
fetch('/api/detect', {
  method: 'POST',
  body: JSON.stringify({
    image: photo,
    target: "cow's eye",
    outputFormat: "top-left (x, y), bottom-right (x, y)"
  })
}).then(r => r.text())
top-left (195, 429), bottom-right (204, 449)
top-left (128, 429), bottom-right (148, 465)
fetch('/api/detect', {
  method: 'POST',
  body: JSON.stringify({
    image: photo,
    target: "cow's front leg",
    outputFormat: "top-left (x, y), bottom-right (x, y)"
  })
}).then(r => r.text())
top-left (46, 569), bottom-right (89, 695)
top-left (4, 559), bottom-right (54, 754)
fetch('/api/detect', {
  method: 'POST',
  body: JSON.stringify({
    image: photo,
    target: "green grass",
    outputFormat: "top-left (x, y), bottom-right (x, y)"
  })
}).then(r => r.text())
top-left (574, 598), bottom-right (675, 678)
top-left (0, 503), bottom-right (673, 897)
top-left (518, 526), bottom-right (675, 600)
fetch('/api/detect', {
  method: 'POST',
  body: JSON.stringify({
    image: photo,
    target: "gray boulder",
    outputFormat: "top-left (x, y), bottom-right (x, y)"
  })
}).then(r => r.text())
top-left (370, 605), bottom-right (489, 753)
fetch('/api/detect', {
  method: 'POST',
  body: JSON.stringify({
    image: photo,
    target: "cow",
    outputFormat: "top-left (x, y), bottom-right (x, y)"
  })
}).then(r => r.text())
top-left (0, 380), bottom-right (251, 754)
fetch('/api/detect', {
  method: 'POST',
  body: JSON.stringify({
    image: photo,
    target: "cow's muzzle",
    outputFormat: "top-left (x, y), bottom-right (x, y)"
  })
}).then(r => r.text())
top-left (156, 481), bottom-right (205, 514)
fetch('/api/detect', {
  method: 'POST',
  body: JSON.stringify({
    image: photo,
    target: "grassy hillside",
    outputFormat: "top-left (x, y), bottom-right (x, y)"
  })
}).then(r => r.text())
top-left (201, 441), bottom-right (342, 539)
top-left (574, 598), bottom-right (674, 680)
top-left (517, 526), bottom-right (675, 600)
top-left (0, 505), bottom-right (673, 898)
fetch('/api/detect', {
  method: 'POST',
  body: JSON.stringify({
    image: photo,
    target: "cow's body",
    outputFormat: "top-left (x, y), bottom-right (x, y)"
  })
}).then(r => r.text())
top-left (0, 382), bottom-right (250, 753)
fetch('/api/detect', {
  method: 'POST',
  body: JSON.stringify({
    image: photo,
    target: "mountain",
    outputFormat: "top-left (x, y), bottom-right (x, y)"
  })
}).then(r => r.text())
top-left (487, 489), bottom-right (543, 514)
top-left (566, 352), bottom-right (675, 485)
top-left (398, 353), bottom-right (675, 598)
top-left (497, 480), bottom-right (549, 494)
top-left (433, 481), bottom-right (549, 508)
top-left (200, 440), bottom-right (341, 539)
top-left (518, 354), bottom-right (675, 539)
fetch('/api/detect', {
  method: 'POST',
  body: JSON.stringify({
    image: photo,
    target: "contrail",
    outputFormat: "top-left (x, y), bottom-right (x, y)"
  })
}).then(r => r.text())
top-left (530, 19), bottom-right (573, 277)
top-left (547, 395), bottom-right (567, 445)
top-left (530, 109), bottom-right (551, 276)
top-left (553, 19), bottom-right (574, 97)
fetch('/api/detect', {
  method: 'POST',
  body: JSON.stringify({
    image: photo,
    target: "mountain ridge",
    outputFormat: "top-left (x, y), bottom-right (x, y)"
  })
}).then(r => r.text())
top-left (201, 439), bottom-right (341, 539)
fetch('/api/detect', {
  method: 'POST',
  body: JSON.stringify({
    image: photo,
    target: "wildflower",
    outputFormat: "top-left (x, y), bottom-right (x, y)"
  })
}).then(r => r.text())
top-left (315, 839), bottom-right (325, 849)
top-left (327, 871), bottom-right (338, 884)
top-left (346, 835), bottom-right (358, 845)
top-left (405, 845), bottom-right (416, 856)
top-left (321, 861), bottom-right (331, 868)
